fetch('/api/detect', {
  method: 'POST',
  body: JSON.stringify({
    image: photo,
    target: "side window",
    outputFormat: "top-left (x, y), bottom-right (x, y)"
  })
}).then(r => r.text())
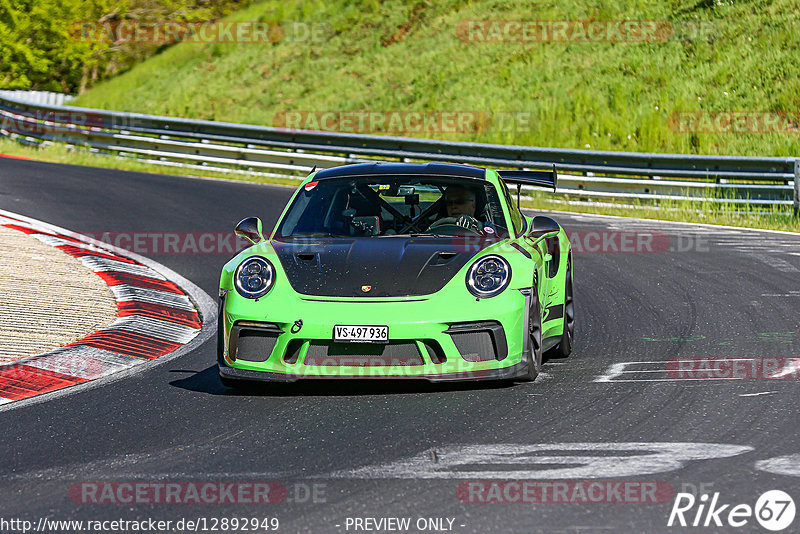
top-left (498, 180), bottom-right (522, 237)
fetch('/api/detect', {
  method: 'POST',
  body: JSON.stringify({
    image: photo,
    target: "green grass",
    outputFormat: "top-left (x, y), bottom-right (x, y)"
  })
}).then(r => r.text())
top-left (70, 0), bottom-right (800, 157)
top-left (4, 137), bottom-right (798, 233)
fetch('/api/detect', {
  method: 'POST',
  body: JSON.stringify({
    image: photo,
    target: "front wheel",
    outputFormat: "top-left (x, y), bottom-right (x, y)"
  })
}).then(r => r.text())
top-left (522, 283), bottom-right (543, 381)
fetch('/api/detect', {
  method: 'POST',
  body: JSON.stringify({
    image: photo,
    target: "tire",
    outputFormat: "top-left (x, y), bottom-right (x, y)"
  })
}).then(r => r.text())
top-left (522, 282), bottom-right (543, 381)
top-left (216, 314), bottom-right (224, 363)
top-left (547, 260), bottom-right (574, 359)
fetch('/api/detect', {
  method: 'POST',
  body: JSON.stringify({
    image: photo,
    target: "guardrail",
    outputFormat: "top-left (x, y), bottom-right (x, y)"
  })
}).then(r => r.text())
top-left (0, 90), bottom-right (73, 106)
top-left (1, 93), bottom-right (797, 212)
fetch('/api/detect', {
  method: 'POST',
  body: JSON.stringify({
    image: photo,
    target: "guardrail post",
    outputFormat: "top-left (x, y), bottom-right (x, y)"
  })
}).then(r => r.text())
top-left (795, 159), bottom-right (800, 217)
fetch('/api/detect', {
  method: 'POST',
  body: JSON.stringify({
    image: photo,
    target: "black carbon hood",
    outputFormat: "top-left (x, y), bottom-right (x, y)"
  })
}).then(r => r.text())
top-left (272, 236), bottom-right (490, 297)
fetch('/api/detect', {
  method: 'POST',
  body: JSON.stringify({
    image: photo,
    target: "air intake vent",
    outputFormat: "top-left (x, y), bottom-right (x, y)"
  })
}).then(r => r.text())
top-left (422, 339), bottom-right (447, 364)
top-left (446, 321), bottom-right (507, 362)
top-left (236, 330), bottom-right (279, 362)
top-left (229, 322), bottom-right (284, 363)
top-left (304, 341), bottom-right (424, 367)
top-left (450, 331), bottom-right (496, 362)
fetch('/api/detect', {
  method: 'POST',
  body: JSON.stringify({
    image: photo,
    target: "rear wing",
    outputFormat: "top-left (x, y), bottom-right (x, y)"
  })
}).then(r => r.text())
top-left (496, 165), bottom-right (557, 192)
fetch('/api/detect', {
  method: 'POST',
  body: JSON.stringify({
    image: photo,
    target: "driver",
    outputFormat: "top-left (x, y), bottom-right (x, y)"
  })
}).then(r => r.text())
top-left (428, 186), bottom-right (483, 233)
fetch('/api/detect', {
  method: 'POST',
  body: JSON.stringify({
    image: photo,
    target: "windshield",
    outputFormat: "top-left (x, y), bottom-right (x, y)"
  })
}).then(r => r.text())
top-left (274, 175), bottom-right (510, 239)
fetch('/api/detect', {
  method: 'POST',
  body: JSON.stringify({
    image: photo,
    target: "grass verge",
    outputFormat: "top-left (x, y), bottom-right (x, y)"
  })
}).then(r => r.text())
top-left (71, 0), bottom-right (800, 158)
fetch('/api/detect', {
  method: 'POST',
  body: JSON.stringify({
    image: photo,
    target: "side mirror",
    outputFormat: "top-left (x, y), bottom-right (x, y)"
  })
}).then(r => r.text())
top-left (527, 216), bottom-right (560, 243)
top-left (235, 217), bottom-right (265, 245)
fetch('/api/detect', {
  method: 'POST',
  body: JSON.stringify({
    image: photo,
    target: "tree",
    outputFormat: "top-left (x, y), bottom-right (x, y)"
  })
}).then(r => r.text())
top-left (0, 0), bottom-right (250, 93)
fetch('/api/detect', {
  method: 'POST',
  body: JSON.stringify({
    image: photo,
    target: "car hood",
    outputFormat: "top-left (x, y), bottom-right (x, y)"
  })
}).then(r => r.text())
top-left (272, 236), bottom-right (491, 297)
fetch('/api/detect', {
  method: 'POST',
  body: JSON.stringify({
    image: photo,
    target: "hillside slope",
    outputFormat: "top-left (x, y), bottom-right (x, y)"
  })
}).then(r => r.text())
top-left (73, 0), bottom-right (800, 156)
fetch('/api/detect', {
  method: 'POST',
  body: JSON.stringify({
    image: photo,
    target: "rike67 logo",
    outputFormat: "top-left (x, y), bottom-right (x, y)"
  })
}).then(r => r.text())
top-left (668, 490), bottom-right (795, 531)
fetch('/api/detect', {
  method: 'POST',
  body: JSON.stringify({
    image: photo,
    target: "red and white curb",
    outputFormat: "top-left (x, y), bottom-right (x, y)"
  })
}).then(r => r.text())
top-left (0, 209), bottom-right (216, 409)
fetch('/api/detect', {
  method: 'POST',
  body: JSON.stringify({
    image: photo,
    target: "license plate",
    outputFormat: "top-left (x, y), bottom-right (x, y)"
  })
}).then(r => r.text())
top-left (334, 325), bottom-right (389, 343)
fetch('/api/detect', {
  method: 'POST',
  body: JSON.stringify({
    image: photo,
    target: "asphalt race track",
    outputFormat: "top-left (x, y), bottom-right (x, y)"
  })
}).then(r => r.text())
top-left (1, 157), bottom-right (800, 533)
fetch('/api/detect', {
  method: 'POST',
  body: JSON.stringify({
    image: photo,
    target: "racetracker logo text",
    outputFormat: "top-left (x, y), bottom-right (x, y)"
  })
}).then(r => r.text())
top-left (83, 232), bottom-right (252, 255)
top-left (458, 480), bottom-right (673, 503)
top-left (274, 110), bottom-right (490, 134)
top-left (666, 358), bottom-right (800, 380)
top-left (448, 231), bottom-right (703, 254)
top-left (68, 482), bottom-right (326, 505)
top-left (69, 21), bottom-right (329, 44)
top-left (669, 111), bottom-right (800, 134)
top-left (0, 110), bottom-right (144, 135)
top-left (70, 482), bottom-right (285, 504)
top-left (456, 20), bottom-right (672, 42)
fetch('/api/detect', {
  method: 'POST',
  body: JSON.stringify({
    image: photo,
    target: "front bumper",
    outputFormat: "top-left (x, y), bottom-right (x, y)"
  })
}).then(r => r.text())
top-left (218, 358), bottom-right (530, 382)
top-left (218, 288), bottom-right (530, 382)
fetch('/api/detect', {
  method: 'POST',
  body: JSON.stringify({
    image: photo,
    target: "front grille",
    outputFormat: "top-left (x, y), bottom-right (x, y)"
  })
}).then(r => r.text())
top-left (304, 341), bottom-right (424, 367)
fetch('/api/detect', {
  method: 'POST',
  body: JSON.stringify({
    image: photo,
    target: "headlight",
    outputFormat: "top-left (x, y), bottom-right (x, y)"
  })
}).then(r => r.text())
top-left (466, 255), bottom-right (511, 298)
top-left (234, 257), bottom-right (275, 299)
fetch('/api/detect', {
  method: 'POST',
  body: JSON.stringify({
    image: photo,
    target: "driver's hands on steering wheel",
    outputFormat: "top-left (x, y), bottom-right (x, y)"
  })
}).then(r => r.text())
top-left (454, 214), bottom-right (481, 232)
top-left (428, 214), bottom-right (483, 234)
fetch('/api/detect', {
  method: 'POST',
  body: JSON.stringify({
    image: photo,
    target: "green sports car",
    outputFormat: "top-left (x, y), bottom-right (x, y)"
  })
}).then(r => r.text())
top-left (217, 162), bottom-right (573, 386)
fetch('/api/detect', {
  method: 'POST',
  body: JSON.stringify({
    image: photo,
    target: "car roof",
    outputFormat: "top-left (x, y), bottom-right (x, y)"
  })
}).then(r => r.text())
top-left (313, 162), bottom-right (487, 180)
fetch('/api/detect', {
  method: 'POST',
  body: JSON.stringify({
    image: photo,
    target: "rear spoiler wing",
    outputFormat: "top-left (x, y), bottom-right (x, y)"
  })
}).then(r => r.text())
top-left (496, 165), bottom-right (557, 192)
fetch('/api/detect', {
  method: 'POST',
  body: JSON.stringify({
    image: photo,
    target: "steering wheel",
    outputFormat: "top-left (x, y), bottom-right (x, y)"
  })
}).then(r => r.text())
top-left (428, 216), bottom-right (483, 236)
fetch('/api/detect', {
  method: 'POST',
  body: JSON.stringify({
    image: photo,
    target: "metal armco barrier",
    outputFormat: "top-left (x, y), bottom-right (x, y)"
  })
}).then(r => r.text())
top-left (1, 93), bottom-right (797, 212)
top-left (0, 90), bottom-right (74, 107)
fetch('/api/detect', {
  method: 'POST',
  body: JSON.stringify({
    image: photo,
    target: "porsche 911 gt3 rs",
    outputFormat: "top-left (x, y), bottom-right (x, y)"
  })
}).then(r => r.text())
top-left (218, 162), bottom-right (573, 385)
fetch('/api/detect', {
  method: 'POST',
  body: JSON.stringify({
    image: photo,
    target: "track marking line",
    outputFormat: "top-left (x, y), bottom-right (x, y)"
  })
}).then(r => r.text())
top-left (595, 358), bottom-right (800, 382)
top-left (756, 454), bottom-right (800, 477)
